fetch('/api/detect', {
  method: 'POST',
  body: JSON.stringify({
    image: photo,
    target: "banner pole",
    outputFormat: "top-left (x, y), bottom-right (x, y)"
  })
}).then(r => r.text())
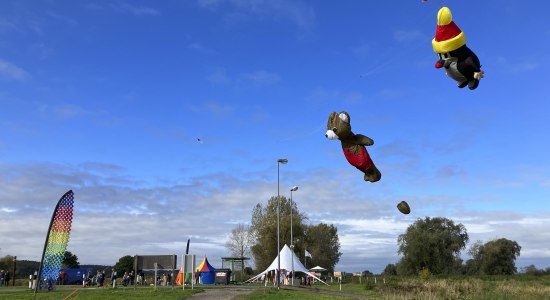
top-left (33, 190), bottom-right (73, 299)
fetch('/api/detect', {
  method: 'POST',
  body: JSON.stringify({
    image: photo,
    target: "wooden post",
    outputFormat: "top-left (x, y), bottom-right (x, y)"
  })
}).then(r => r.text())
top-left (154, 263), bottom-right (158, 289)
top-left (12, 256), bottom-right (17, 286)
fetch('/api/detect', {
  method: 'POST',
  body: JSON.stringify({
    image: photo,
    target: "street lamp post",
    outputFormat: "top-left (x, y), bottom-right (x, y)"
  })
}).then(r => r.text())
top-left (290, 186), bottom-right (298, 286)
top-left (276, 158), bottom-right (288, 289)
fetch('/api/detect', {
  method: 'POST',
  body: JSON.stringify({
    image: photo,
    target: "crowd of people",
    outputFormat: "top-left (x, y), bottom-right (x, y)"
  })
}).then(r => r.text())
top-left (0, 270), bottom-right (12, 287)
top-left (80, 269), bottom-right (174, 288)
top-left (82, 270), bottom-right (106, 287)
top-left (262, 270), bottom-right (316, 287)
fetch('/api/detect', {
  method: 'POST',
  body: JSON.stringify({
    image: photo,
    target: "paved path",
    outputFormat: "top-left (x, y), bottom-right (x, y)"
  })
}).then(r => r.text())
top-left (186, 285), bottom-right (377, 300)
top-left (187, 286), bottom-right (256, 300)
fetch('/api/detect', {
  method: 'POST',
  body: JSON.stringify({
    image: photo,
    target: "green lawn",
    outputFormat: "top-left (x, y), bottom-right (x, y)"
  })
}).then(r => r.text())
top-left (0, 285), bottom-right (363, 300)
top-left (2, 276), bottom-right (550, 300)
top-left (0, 286), bottom-right (202, 300)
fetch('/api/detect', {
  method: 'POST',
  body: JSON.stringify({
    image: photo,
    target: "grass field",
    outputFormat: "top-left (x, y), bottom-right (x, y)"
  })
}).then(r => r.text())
top-left (0, 286), bottom-right (203, 300)
top-left (1, 275), bottom-right (550, 300)
top-left (313, 275), bottom-right (550, 300)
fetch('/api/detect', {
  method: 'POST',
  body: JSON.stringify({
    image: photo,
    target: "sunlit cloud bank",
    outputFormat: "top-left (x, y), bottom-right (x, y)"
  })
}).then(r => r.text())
top-left (1, 161), bottom-right (549, 273)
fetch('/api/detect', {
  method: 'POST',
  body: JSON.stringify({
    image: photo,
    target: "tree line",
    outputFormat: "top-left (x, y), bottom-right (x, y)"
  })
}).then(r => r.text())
top-left (0, 251), bottom-right (111, 279)
top-left (2, 207), bottom-right (544, 279)
top-left (225, 195), bottom-right (342, 274)
top-left (225, 199), bottom-right (539, 277)
top-left (384, 217), bottom-right (525, 276)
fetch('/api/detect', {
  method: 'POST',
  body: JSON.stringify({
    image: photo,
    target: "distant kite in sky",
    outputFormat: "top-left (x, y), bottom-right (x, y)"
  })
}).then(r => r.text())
top-left (325, 111), bottom-right (381, 183)
top-left (433, 7), bottom-right (484, 90)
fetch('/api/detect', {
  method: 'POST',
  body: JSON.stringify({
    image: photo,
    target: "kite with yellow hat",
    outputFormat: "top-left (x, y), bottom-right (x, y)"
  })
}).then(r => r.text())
top-left (432, 7), bottom-right (484, 90)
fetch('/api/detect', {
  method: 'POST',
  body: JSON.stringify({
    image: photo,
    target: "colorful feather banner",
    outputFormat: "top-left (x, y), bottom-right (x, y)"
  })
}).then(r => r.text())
top-left (34, 190), bottom-right (74, 293)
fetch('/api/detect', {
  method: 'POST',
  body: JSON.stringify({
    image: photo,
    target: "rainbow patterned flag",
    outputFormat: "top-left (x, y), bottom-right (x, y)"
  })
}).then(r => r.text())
top-left (36, 190), bottom-right (74, 291)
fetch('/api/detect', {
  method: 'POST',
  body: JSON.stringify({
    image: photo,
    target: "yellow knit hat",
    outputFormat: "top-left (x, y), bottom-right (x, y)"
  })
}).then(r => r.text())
top-left (432, 7), bottom-right (466, 53)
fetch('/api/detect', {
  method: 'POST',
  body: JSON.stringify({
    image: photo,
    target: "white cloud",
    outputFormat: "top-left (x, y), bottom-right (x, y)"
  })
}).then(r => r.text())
top-left (1, 161), bottom-right (549, 273)
top-left (305, 87), bottom-right (365, 107)
top-left (197, 0), bottom-right (224, 9)
top-left (115, 2), bottom-right (160, 16)
top-left (189, 43), bottom-right (218, 55)
top-left (207, 69), bottom-right (231, 85)
top-left (46, 10), bottom-right (78, 26)
top-left (36, 103), bottom-right (121, 127)
top-left (352, 44), bottom-right (370, 60)
top-left (497, 56), bottom-right (539, 73)
top-left (3, 121), bottom-right (38, 136)
top-left (198, 0), bottom-right (316, 31)
top-left (87, 2), bottom-right (160, 16)
top-left (511, 62), bottom-right (538, 72)
top-left (240, 70), bottom-right (280, 85)
top-left (378, 88), bottom-right (405, 99)
top-left (0, 59), bottom-right (29, 80)
top-left (54, 104), bottom-right (87, 118)
top-left (436, 164), bottom-right (465, 178)
top-left (207, 69), bottom-right (281, 87)
top-left (84, 2), bottom-right (103, 11)
top-left (0, 17), bottom-right (18, 33)
top-left (393, 29), bottom-right (424, 43)
top-left (29, 43), bottom-right (55, 59)
top-left (188, 100), bottom-right (235, 117)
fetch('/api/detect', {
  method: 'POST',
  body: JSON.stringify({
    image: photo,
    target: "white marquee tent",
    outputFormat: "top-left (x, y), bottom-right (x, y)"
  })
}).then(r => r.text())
top-left (309, 266), bottom-right (327, 272)
top-left (246, 244), bottom-right (328, 285)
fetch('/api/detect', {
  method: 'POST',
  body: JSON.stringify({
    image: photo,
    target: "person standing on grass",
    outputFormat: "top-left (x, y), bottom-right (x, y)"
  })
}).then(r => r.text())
top-left (129, 270), bottom-right (134, 285)
top-left (111, 269), bottom-right (117, 288)
top-left (4, 272), bottom-right (10, 287)
top-left (122, 272), bottom-right (129, 286)
top-left (100, 271), bottom-right (106, 287)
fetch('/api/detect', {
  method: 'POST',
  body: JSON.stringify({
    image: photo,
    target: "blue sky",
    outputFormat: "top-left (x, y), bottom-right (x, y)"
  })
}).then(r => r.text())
top-left (1, 0), bottom-right (549, 274)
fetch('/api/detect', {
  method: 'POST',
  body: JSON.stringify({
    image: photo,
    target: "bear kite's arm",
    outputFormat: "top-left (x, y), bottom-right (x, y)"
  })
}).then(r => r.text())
top-left (353, 134), bottom-right (374, 146)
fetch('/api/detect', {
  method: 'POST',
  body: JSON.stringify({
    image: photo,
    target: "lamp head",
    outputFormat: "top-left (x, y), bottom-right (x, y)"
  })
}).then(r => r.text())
top-left (277, 159), bottom-right (288, 164)
top-left (290, 186), bottom-right (298, 191)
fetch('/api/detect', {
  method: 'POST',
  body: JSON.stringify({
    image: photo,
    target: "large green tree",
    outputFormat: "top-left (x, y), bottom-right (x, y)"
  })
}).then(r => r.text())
top-left (303, 223), bottom-right (342, 273)
top-left (250, 196), bottom-right (307, 272)
top-left (62, 251), bottom-right (80, 269)
top-left (467, 238), bottom-right (521, 275)
top-left (0, 255), bottom-right (14, 272)
top-left (113, 255), bottom-right (134, 274)
top-left (383, 264), bottom-right (398, 276)
top-left (464, 240), bottom-right (483, 275)
top-left (397, 217), bottom-right (468, 275)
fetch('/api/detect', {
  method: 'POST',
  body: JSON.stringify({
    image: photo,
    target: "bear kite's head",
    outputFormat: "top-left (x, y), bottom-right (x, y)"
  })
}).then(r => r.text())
top-left (326, 111), bottom-right (352, 141)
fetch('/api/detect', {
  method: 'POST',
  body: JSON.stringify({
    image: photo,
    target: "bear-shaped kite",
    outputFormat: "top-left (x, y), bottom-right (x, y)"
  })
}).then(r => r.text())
top-left (325, 111), bottom-right (381, 183)
top-left (433, 7), bottom-right (484, 90)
